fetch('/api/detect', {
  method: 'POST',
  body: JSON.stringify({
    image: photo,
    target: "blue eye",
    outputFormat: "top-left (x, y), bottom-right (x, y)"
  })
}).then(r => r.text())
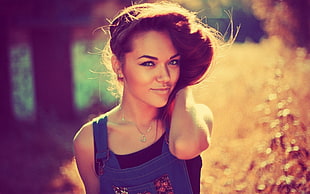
top-left (169, 59), bottom-right (180, 66)
top-left (139, 61), bottom-right (155, 67)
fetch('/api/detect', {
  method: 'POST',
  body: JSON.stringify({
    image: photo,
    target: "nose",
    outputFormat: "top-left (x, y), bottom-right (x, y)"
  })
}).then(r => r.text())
top-left (156, 65), bottom-right (170, 83)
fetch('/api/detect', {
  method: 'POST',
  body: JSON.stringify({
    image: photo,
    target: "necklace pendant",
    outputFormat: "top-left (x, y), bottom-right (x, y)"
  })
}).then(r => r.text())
top-left (140, 135), bottom-right (147, 143)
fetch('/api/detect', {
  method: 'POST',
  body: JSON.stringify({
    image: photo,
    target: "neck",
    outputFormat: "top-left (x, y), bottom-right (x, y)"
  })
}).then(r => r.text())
top-left (119, 98), bottom-right (158, 127)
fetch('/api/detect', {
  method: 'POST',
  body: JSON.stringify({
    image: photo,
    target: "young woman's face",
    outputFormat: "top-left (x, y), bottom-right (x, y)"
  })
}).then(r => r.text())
top-left (121, 30), bottom-right (180, 108)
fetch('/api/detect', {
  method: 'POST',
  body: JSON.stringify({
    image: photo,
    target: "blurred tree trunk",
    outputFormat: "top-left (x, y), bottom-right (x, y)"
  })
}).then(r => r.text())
top-left (252, 0), bottom-right (310, 52)
top-left (0, 16), bottom-right (14, 123)
top-left (288, 0), bottom-right (310, 50)
top-left (31, 27), bottom-right (75, 120)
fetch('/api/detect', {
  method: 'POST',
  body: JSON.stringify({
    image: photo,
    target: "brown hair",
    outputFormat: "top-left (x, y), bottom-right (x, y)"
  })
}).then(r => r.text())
top-left (105, 1), bottom-right (222, 125)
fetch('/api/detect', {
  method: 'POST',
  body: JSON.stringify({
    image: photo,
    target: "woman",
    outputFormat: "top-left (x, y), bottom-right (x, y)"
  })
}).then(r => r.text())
top-left (74, 2), bottom-right (219, 193)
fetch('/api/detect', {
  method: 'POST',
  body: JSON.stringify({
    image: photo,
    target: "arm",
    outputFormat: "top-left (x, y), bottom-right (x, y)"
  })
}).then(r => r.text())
top-left (73, 123), bottom-right (100, 194)
top-left (169, 87), bottom-right (213, 160)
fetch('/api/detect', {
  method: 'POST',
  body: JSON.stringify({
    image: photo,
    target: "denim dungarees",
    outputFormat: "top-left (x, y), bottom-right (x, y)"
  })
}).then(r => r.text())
top-left (93, 116), bottom-right (193, 194)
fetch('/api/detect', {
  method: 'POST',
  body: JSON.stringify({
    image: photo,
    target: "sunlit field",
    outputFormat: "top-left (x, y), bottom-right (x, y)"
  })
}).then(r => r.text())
top-left (2, 38), bottom-right (309, 193)
top-left (198, 38), bottom-right (310, 193)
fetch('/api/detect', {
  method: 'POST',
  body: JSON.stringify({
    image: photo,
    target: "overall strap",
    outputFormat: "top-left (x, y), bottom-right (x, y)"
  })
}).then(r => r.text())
top-left (93, 116), bottom-right (109, 176)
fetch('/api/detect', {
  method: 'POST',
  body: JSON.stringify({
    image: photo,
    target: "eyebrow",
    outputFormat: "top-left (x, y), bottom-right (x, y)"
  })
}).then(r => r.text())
top-left (137, 53), bottom-right (180, 60)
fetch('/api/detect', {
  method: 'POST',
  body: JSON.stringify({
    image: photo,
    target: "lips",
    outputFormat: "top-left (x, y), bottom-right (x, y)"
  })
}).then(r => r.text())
top-left (152, 87), bottom-right (170, 90)
top-left (150, 87), bottom-right (171, 94)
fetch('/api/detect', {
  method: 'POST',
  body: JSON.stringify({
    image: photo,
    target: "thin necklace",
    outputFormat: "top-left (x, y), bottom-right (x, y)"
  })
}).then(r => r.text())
top-left (121, 109), bottom-right (156, 143)
top-left (136, 120), bottom-right (156, 143)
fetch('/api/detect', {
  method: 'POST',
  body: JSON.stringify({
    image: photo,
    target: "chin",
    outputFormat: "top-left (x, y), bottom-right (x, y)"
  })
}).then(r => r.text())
top-left (153, 100), bottom-right (169, 108)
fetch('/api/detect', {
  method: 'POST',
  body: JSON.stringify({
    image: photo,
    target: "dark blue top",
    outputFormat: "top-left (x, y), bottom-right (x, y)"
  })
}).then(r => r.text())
top-left (114, 133), bottom-right (202, 194)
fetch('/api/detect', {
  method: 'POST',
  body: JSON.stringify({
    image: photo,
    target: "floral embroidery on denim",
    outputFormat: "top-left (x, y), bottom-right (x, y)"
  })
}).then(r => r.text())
top-left (113, 174), bottom-right (174, 194)
top-left (113, 186), bottom-right (129, 194)
top-left (154, 174), bottom-right (174, 194)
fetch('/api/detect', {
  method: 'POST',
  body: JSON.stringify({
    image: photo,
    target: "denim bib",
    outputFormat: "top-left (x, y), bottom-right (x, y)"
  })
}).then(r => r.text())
top-left (93, 116), bottom-right (193, 194)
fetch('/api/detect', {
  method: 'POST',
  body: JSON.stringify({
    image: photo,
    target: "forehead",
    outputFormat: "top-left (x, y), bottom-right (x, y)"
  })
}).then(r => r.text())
top-left (128, 30), bottom-right (178, 59)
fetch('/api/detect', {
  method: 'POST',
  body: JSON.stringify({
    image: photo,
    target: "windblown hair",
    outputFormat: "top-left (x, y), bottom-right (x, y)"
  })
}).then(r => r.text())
top-left (104, 1), bottom-right (222, 124)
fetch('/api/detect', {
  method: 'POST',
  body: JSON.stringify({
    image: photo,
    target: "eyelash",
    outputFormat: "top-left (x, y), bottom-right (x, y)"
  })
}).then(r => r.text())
top-left (139, 59), bottom-right (180, 67)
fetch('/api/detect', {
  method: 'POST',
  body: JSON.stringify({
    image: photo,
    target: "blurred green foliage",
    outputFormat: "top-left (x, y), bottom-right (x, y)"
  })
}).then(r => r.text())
top-left (72, 41), bottom-right (116, 111)
top-left (173, 0), bottom-right (264, 42)
top-left (173, 0), bottom-right (252, 17)
top-left (10, 44), bottom-right (35, 120)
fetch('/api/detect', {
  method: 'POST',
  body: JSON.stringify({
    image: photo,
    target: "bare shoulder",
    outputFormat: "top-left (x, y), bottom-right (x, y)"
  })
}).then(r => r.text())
top-left (73, 121), bottom-right (94, 150)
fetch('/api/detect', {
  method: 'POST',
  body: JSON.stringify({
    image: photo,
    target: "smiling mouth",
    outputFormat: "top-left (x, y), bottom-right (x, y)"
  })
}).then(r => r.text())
top-left (150, 88), bottom-right (171, 93)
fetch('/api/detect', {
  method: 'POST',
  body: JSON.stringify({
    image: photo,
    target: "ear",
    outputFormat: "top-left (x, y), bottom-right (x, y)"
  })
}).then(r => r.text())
top-left (111, 55), bottom-right (124, 79)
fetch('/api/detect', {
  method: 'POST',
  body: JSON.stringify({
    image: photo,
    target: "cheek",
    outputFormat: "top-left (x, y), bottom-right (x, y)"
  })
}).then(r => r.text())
top-left (171, 68), bottom-right (180, 84)
top-left (124, 69), bottom-right (153, 87)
